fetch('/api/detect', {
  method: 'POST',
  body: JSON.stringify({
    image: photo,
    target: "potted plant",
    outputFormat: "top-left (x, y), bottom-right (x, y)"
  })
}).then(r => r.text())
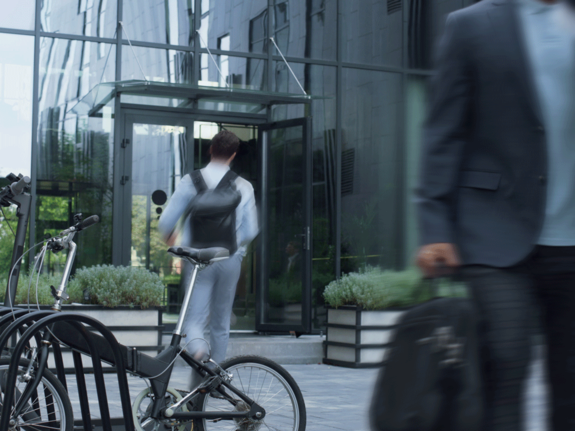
top-left (322, 266), bottom-right (465, 368)
top-left (1, 265), bottom-right (166, 370)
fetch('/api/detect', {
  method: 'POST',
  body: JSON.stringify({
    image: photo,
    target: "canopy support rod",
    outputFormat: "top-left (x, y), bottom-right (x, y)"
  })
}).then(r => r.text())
top-left (196, 30), bottom-right (230, 88)
top-left (269, 37), bottom-right (307, 95)
top-left (119, 21), bottom-right (149, 82)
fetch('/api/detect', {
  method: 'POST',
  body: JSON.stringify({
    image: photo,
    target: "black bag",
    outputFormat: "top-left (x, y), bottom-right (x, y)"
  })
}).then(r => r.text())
top-left (369, 292), bottom-right (483, 431)
top-left (187, 170), bottom-right (241, 255)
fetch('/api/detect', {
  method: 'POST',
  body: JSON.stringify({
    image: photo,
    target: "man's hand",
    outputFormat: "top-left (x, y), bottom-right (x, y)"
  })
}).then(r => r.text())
top-left (416, 243), bottom-right (461, 278)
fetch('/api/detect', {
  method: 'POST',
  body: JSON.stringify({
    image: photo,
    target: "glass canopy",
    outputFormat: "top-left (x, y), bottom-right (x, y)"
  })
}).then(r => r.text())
top-left (69, 80), bottom-right (318, 117)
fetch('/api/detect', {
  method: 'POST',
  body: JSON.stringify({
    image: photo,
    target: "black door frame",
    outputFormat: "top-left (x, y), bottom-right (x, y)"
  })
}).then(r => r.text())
top-left (113, 105), bottom-right (313, 334)
top-left (112, 109), bottom-right (195, 266)
top-left (257, 117), bottom-right (313, 334)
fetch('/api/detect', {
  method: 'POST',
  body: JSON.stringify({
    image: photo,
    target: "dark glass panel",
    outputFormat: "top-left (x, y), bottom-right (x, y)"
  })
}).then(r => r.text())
top-left (272, 63), bottom-right (337, 330)
top-left (404, 75), bottom-right (428, 264)
top-left (340, 0), bottom-right (402, 67)
top-left (265, 124), bottom-right (305, 326)
top-left (0, 34), bottom-right (34, 178)
top-left (270, 0), bottom-right (337, 60)
top-left (41, 0), bottom-right (118, 38)
top-left (340, 69), bottom-right (402, 272)
top-left (122, 0), bottom-right (195, 46)
top-left (407, 0), bottom-right (465, 70)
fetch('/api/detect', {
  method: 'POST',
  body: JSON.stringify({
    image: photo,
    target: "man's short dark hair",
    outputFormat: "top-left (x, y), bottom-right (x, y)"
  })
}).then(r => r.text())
top-left (210, 130), bottom-right (240, 160)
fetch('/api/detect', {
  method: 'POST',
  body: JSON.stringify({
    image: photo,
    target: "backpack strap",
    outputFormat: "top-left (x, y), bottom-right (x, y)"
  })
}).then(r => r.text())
top-left (191, 170), bottom-right (208, 193)
top-left (215, 170), bottom-right (239, 190)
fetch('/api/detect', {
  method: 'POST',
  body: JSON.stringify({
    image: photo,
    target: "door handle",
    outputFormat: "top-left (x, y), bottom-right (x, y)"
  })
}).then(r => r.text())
top-left (121, 175), bottom-right (130, 185)
top-left (295, 227), bottom-right (311, 250)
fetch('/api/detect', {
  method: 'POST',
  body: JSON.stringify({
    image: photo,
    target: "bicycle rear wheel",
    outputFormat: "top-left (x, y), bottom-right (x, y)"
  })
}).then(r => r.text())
top-left (194, 355), bottom-right (306, 431)
top-left (0, 357), bottom-right (73, 431)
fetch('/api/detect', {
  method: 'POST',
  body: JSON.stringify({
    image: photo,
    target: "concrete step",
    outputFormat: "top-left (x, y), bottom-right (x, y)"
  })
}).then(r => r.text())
top-left (226, 335), bottom-right (324, 364)
top-left (162, 334), bottom-right (324, 365)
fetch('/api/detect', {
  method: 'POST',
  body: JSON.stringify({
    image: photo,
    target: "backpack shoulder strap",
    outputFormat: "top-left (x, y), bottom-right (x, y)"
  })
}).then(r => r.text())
top-left (191, 170), bottom-right (208, 193)
top-left (215, 170), bottom-right (239, 190)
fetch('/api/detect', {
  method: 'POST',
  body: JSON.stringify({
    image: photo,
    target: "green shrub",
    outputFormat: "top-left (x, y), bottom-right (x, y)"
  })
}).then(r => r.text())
top-left (323, 266), bottom-right (466, 310)
top-left (0, 265), bottom-right (164, 308)
top-left (0, 272), bottom-right (66, 306)
top-left (68, 265), bottom-right (164, 309)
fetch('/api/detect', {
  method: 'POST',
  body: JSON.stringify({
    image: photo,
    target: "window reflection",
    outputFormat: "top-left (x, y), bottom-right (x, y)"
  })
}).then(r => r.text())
top-left (0, 1), bottom-right (35, 31)
top-left (0, 34), bottom-right (34, 178)
top-left (340, 0), bottom-right (402, 67)
top-left (122, 0), bottom-right (194, 45)
top-left (201, 54), bottom-right (266, 91)
top-left (218, 34), bottom-right (230, 86)
top-left (341, 69), bottom-right (402, 271)
top-left (41, 0), bottom-right (117, 38)
top-left (122, 46), bottom-right (193, 84)
top-left (37, 38), bottom-right (116, 269)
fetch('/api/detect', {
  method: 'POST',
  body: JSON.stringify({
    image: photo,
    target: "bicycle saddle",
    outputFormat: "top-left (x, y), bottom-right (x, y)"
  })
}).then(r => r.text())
top-left (167, 246), bottom-right (230, 264)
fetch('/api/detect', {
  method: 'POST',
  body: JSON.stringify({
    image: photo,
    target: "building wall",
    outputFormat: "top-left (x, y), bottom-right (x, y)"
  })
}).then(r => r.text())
top-left (0, 0), bottom-right (476, 309)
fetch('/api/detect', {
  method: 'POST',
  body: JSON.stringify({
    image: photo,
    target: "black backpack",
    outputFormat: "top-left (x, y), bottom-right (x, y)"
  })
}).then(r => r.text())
top-left (187, 170), bottom-right (241, 255)
top-left (369, 296), bottom-right (483, 431)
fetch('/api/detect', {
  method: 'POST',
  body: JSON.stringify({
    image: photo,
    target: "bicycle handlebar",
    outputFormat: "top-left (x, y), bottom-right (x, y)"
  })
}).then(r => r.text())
top-left (78, 214), bottom-right (99, 230)
top-left (59, 214), bottom-right (100, 236)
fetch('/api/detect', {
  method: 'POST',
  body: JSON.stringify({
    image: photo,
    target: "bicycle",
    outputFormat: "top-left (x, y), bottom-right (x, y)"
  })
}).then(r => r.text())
top-left (0, 176), bottom-right (307, 430)
top-left (0, 174), bottom-right (75, 431)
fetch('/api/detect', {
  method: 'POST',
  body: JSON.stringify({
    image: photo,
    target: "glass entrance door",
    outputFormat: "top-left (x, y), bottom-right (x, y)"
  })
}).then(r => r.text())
top-left (257, 118), bottom-right (312, 334)
top-left (114, 111), bottom-right (194, 274)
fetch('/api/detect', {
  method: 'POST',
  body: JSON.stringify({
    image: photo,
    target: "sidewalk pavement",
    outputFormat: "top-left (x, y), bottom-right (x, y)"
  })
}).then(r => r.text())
top-left (69, 347), bottom-right (548, 431)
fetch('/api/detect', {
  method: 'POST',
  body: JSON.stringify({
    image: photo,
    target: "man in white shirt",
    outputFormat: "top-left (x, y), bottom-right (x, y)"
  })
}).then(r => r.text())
top-left (158, 130), bottom-right (258, 375)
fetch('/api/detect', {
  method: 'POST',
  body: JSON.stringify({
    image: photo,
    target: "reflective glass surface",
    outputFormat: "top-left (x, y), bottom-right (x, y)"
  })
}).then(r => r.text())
top-left (271, 63), bottom-right (336, 330)
top-left (264, 124), bottom-right (305, 326)
top-left (200, 54), bottom-right (267, 91)
top-left (122, 0), bottom-right (195, 45)
top-left (40, 0), bottom-right (117, 38)
top-left (270, 0), bottom-right (336, 60)
top-left (37, 38), bottom-right (116, 269)
top-left (0, 1), bottom-right (35, 30)
top-left (199, 0), bottom-right (267, 54)
top-left (130, 123), bottom-right (185, 273)
top-left (340, 0), bottom-right (402, 67)
top-left (404, 75), bottom-right (428, 264)
top-left (0, 34), bottom-right (34, 178)
top-left (122, 46), bottom-right (193, 83)
top-left (340, 69), bottom-right (402, 271)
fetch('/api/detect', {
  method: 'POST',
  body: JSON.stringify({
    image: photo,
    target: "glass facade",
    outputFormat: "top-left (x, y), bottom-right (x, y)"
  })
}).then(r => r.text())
top-left (0, 0), bottom-right (476, 333)
top-left (0, 34), bottom-right (34, 178)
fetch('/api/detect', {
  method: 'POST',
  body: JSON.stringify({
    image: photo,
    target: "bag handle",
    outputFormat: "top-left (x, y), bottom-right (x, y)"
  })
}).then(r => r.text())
top-left (191, 170), bottom-right (208, 193)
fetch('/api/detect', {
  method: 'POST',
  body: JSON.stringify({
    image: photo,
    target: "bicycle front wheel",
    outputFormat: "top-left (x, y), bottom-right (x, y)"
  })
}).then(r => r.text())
top-left (195, 355), bottom-right (306, 431)
top-left (0, 357), bottom-right (73, 431)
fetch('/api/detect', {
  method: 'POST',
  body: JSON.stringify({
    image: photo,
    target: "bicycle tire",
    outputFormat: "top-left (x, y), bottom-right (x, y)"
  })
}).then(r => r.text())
top-left (0, 357), bottom-right (74, 431)
top-left (193, 355), bottom-right (306, 431)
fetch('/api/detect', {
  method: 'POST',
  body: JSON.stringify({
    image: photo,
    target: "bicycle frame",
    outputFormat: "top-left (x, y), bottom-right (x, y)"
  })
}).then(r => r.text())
top-left (39, 246), bottom-right (265, 424)
top-left (0, 197), bottom-right (266, 425)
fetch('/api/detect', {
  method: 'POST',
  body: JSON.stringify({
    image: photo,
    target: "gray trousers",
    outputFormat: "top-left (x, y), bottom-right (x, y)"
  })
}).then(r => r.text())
top-left (180, 253), bottom-right (242, 364)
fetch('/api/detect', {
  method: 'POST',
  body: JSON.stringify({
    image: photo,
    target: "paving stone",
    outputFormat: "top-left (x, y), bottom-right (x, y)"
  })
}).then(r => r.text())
top-left (65, 349), bottom-right (548, 431)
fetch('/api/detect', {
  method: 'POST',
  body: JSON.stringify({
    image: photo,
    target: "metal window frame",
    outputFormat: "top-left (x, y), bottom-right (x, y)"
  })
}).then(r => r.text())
top-left (0, 0), bottom-right (470, 332)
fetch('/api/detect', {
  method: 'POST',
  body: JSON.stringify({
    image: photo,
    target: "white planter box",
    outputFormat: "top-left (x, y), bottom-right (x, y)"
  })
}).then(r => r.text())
top-left (324, 306), bottom-right (406, 368)
top-left (40, 305), bottom-right (163, 371)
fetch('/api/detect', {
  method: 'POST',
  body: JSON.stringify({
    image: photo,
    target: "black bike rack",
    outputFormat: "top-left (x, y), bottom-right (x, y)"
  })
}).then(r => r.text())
top-left (0, 309), bottom-right (136, 431)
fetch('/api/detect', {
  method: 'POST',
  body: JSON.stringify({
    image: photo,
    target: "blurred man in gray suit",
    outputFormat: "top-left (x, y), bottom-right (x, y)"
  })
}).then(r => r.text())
top-left (416, 0), bottom-right (575, 429)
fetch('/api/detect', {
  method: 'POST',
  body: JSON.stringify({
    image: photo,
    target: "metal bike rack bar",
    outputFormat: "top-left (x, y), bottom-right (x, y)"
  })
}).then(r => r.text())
top-left (0, 311), bottom-right (136, 431)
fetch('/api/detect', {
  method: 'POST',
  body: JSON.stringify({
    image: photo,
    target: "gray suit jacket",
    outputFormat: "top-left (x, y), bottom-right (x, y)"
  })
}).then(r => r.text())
top-left (417, 0), bottom-right (548, 267)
